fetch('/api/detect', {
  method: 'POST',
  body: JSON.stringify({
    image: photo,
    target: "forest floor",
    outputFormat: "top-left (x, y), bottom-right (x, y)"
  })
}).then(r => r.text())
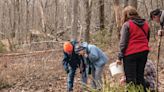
top-left (0, 49), bottom-right (163, 92)
top-left (0, 38), bottom-right (164, 92)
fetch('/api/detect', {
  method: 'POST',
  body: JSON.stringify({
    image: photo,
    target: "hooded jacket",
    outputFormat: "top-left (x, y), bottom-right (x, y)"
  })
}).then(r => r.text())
top-left (81, 42), bottom-right (109, 67)
top-left (118, 18), bottom-right (150, 60)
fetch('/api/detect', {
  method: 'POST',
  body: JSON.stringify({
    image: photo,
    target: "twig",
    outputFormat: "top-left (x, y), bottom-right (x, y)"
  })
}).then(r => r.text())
top-left (0, 49), bottom-right (62, 57)
top-left (156, 35), bottom-right (162, 92)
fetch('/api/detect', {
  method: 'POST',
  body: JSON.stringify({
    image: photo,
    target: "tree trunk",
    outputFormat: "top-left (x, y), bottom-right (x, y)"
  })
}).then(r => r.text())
top-left (39, 1), bottom-right (46, 33)
top-left (12, 0), bottom-right (16, 38)
top-left (99, 0), bottom-right (104, 31)
top-left (84, 0), bottom-right (92, 43)
top-left (129, 0), bottom-right (137, 9)
top-left (26, 0), bottom-right (30, 44)
top-left (14, 0), bottom-right (20, 45)
top-left (55, 0), bottom-right (58, 40)
top-left (123, 0), bottom-right (128, 7)
top-left (1, 1), bottom-right (5, 39)
top-left (32, 0), bottom-right (35, 28)
top-left (124, 0), bottom-right (137, 9)
top-left (71, 0), bottom-right (78, 40)
top-left (156, 0), bottom-right (159, 8)
top-left (113, 0), bottom-right (122, 39)
top-left (161, 0), bottom-right (164, 9)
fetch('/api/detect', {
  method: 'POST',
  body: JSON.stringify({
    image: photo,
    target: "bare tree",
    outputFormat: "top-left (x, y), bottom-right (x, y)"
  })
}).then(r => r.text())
top-left (129, 0), bottom-right (138, 9)
top-left (124, 0), bottom-right (128, 7)
top-left (0, 0), bottom-right (161, 52)
top-left (113, 0), bottom-right (122, 39)
top-left (1, 1), bottom-right (5, 39)
top-left (32, 0), bottom-right (35, 28)
top-left (84, 0), bottom-right (92, 42)
top-left (39, 0), bottom-right (46, 33)
top-left (71, 0), bottom-right (78, 40)
top-left (54, 0), bottom-right (58, 37)
top-left (156, 0), bottom-right (159, 8)
top-left (99, 0), bottom-right (104, 31)
top-left (14, 0), bottom-right (21, 45)
top-left (123, 0), bottom-right (138, 9)
top-left (25, 0), bottom-right (31, 43)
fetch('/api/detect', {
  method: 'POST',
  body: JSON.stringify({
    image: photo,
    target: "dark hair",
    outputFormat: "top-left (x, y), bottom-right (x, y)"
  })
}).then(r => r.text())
top-left (150, 9), bottom-right (161, 19)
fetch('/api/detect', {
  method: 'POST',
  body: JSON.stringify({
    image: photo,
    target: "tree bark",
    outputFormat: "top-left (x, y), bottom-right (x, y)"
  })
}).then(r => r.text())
top-left (124, 0), bottom-right (128, 7)
top-left (71, 0), bottom-right (78, 40)
top-left (113, 0), bottom-right (122, 39)
top-left (129, 0), bottom-right (137, 9)
top-left (55, 0), bottom-right (58, 40)
top-left (99, 0), bottom-right (104, 31)
top-left (26, 0), bottom-right (30, 44)
top-left (84, 0), bottom-right (92, 43)
top-left (14, 0), bottom-right (20, 45)
top-left (39, 0), bottom-right (46, 33)
top-left (1, 1), bottom-right (5, 39)
top-left (161, 0), bottom-right (164, 9)
top-left (32, 0), bottom-right (35, 28)
top-left (156, 0), bottom-right (159, 8)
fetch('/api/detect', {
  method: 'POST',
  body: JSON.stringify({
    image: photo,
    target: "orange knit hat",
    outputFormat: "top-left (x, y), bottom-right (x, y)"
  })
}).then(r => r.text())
top-left (63, 41), bottom-right (73, 53)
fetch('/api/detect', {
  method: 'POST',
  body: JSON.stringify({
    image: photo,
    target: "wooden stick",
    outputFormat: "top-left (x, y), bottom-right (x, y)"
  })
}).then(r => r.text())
top-left (156, 34), bottom-right (162, 92)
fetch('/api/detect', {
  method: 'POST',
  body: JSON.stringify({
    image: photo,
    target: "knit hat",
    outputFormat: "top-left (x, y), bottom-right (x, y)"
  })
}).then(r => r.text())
top-left (74, 45), bottom-right (85, 54)
top-left (63, 41), bottom-right (73, 54)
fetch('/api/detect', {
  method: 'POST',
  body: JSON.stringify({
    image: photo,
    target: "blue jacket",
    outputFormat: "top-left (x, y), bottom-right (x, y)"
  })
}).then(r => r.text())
top-left (82, 42), bottom-right (109, 67)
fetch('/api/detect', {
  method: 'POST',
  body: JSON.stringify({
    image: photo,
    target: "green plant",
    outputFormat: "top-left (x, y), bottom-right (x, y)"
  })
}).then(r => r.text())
top-left (0, 41), bottom-right (6, 53)
top-left (0, 82), bottom-right (13, 90)
top-left (82, 76), bottom-right (151, 92)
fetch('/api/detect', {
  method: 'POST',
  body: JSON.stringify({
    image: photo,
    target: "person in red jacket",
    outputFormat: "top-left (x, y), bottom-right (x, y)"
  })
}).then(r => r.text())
top-left (116, 6), bottom-right (150, 92)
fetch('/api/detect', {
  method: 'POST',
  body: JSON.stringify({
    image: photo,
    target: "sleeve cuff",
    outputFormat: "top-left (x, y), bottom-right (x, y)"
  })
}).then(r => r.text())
top-left (118, 53), bottom-right (124, 61)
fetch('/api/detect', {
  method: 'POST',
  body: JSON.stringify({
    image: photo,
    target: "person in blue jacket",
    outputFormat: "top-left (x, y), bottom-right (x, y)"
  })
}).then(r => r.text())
top-left (62, 40), bottom-right (87, 92)
top-left (75, 42), bottom-right (109, 90)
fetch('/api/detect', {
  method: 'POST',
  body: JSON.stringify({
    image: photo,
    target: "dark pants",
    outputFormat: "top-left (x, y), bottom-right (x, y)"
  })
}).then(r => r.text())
top-left (123, 51), bottom-right (148, 92)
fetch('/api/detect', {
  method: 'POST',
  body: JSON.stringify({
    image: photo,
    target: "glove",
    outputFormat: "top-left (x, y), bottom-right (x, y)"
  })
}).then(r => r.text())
top-left (116, 59), bottom-right (122, 66)
top-left (66, 69), bottom-right (69, 74)
top-left (65, 67), bottom-right (69, 74)
top-left (158, 30), bottom-right (164, 36)
top-left (88, 66), bottom-right (92, 75)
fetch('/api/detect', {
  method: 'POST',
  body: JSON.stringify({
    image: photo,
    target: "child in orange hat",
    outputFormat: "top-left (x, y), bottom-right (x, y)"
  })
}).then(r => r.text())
top-left (62, 40), bottom-right (87, 92)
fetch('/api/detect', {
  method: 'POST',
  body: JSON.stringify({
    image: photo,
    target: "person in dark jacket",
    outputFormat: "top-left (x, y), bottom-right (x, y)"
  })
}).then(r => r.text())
top-left (116, 6), bottom-right (150, 92)
top-left (62, 40), bottom-right (87, 92)
top-left (150, 9), bottom-right (164, 35)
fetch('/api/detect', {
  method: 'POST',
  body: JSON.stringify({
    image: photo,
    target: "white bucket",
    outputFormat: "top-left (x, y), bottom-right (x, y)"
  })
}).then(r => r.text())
top-left (109, 62), bottom-right (124, 76)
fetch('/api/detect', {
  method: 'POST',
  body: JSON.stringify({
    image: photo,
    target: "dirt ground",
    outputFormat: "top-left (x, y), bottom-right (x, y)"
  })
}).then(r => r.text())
top-left (0, 49), bottom-right (163, 92)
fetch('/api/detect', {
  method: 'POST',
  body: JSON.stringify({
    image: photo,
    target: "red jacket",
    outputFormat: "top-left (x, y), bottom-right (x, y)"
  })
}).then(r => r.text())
top-left (125, 20), bottom-right (149, 56)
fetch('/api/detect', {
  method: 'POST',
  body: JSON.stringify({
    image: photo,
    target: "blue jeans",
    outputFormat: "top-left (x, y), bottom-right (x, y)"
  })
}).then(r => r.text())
top-left (67, 67), bottom-right (87, 91)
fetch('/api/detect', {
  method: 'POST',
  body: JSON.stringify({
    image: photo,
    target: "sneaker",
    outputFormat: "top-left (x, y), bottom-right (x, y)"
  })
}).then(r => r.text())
top-left (67, 89), bottom-right (73, 92)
